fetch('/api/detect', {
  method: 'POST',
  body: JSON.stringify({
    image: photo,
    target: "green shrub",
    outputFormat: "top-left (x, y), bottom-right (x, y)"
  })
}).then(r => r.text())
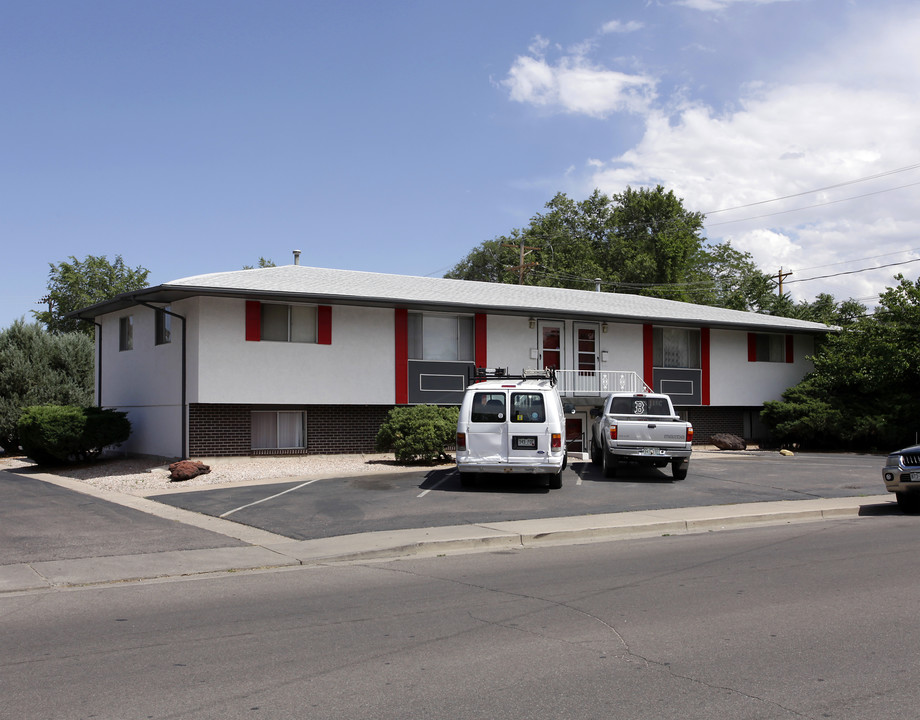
top-left (18, 405), bottom-right (131, 465)
top-left (375, 405), bottom-right (459, 463)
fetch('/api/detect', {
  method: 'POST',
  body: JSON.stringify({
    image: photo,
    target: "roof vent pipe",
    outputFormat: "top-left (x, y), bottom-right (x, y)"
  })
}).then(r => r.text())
top-left (595, 278), bottom-right (602, 292)
top-left (293, 249), bottom-right (301, 265)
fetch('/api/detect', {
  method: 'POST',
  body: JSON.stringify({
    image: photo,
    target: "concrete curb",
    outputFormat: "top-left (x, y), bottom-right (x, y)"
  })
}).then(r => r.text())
top-left (0, 494), bottom-right (891, 593)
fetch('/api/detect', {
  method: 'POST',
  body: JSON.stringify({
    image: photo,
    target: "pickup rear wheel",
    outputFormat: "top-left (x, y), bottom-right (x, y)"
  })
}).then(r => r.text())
top-left (590, 440), bottom-right (601, 466)
top-left (671, 460), bottom-right (688, 481)
top-left (602, 448), bottom-right (618, 478)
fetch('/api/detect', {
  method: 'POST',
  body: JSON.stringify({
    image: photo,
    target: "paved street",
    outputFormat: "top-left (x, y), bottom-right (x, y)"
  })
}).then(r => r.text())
top-left (4, 516), bottom-right (918, 719)
top-left (150, 451), bottom-right (884, 540)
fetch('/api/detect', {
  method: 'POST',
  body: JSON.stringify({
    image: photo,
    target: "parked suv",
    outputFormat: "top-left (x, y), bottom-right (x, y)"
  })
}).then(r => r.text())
top-left (456, 368), bottom-right (570, 489)
top-left (883, 444), bottom-right (920, 512)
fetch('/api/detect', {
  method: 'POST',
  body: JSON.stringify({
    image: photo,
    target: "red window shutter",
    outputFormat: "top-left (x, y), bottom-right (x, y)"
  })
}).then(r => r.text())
top-left (394, 308), bottom-right (408, 405)
top-left (475, 313), bottom-right (487, 369)
top-left (317, 306), bottom-right (332, 345)
top-left (747, 333), bottom-right (757, 362)
top-left (785, 334), bottom-right (794, 363)
top-left (245, 301), bottom-right (261, 341)
top-left (643, 324), bottom-right (654, 390)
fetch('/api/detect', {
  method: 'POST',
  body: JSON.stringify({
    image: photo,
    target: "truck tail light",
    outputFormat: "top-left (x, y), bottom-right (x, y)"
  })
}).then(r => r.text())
top-left (609, 426), bottom-right (618, 441)
top-left (456, 433), bottom-right (466, 451)
top-left (686, 426), bottom-right (694, 442)
top-left (551, 433), bottom-right (562, 449)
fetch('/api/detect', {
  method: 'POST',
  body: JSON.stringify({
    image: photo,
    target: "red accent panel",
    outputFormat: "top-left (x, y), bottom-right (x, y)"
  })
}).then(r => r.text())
top-left (394, 308), bottom-right (409, 405)
top-left (317, 305), bottom-right (332, 345)
top-left (475, 313), bottom-right (487, 369)
top-left (748, 333), bottom-right (757, 362)
top-left (785, 334), bottom-right (794, 364)
top-left (643, 324), bottom-right (654, 390)
top-left (701, 327), bottom-right (711, 406)
top-left (245, 301), bottom-right (261, 341)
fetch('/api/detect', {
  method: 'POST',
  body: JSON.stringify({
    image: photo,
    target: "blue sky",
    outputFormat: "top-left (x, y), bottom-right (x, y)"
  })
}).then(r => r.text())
top-left (3, 0), bottom-right (920, 330)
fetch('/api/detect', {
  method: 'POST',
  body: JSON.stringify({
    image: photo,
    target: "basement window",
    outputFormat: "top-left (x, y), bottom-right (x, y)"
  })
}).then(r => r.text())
top-left (251, 411), bottom-right (306, 450)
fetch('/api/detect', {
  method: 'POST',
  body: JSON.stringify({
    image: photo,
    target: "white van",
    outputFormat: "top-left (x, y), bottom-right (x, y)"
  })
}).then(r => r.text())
top-left (455, 368), bottom-right (570, 489)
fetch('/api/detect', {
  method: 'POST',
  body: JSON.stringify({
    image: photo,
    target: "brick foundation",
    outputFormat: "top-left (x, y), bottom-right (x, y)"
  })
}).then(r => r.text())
top-left (188, 403), bottom-right (393, 457)
top-left (684, 406), bottom-right (767, 444)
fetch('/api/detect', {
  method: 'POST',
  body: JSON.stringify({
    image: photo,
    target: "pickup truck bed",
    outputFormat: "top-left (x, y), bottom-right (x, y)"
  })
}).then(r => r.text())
top-left (590, 392), bottom-right (693, 480)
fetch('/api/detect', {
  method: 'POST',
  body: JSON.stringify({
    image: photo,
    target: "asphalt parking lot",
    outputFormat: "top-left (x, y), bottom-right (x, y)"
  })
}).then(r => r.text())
top-left (150, 451), bottom-right (888, 541)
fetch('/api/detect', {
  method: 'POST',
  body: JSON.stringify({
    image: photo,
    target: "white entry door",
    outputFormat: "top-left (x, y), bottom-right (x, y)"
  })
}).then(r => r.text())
top-left (573, 322), bottom-right (599, 394)
top-left (538, 321), bottom-right (564, 371)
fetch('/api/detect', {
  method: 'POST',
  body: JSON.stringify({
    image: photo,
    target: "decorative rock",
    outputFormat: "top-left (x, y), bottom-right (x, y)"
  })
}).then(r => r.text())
top-left (710, 433), bottom-right (747, 451)
top-left (779, 449), bottom-right (795, 457)
top-left (168, 460), bottom-right (211, 481)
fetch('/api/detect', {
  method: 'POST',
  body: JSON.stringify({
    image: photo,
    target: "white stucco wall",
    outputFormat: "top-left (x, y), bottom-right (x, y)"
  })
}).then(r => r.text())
top-left (96, 304), bottom-right (185, 457)
top-left (708, 329), bottom-right (814, 405)
top-left (192, 297), bottom-right (396, 404)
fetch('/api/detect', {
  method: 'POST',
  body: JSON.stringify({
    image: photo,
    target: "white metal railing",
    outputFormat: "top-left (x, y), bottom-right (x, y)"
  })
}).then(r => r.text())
top-left (555, 370), bottom-right (651, 397)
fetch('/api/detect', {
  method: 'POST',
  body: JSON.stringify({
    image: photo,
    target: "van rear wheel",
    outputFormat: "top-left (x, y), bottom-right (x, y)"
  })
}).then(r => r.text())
top-left (548, 472), bottom-right (562, 490)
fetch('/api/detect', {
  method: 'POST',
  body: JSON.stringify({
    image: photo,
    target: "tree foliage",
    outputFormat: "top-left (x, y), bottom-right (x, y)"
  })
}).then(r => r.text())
top-left (0, 321), bottom-right (94, 453)
top-left (446, 186), bottom-right (868, 324)
top-left (243, 257), bottom-right (276, 269)
top-left (762, 274), bottom-right (920, 451)
top-left (34, 254), bottom-right (150, 336)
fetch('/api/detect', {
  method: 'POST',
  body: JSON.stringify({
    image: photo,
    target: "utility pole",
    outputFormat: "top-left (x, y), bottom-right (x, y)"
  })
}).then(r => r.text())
top-left (503, 238), bottom-right (539, 284)
top-left (771, 267), bottom-right (792, 296)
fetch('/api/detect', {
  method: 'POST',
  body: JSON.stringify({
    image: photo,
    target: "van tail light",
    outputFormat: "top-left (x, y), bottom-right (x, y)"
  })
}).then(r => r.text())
top-left (609, 426), bottom-right (618, 441)
top-left (551, 433), bottom-right (562, 450)
top-left (456, 433), bottom-right (466, 451)
top-left (686, 426), bottom-right (694, 443)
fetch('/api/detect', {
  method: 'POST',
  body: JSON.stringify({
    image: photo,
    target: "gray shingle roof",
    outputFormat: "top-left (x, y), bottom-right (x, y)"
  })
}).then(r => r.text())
top-left (162, 264), bottom-right (832, 333)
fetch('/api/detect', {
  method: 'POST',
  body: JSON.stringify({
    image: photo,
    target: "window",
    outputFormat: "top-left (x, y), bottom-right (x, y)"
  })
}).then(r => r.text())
top-left (155, 307), bottom-right (171, 345)
top-left (251, 411), bottom-right (306, 449)
top-left (408, 313), bottom-right (474, 361)
top-left (261, 304), bottom-right (317, 343)
top-left (471, 392), bottom-right (506, 423)
top-left (652, 327), bottom-right (700, 368)
top-left (749, 333), bottom-right (791, 363)
top-left (511, 393), bottom-right (546, 423)
top-left (119, 316), bottom-right (133, 351)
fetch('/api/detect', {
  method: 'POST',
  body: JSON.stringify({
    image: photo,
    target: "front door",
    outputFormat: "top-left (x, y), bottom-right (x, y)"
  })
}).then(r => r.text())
top-left (573, 322), bottom-right (599, 395)
top-left (565, 416), bottom-right (584, 453)
top-left (538, 321), bottom-right (564, 371)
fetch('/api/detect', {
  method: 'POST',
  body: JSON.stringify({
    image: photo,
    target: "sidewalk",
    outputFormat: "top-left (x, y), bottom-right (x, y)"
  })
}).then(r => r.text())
top-left (1, 467), bottom-right (892, 593)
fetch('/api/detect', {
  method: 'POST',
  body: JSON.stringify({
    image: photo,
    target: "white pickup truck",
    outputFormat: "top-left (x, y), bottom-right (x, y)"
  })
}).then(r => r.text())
top-left (590, 392), bottom-right (693, 480)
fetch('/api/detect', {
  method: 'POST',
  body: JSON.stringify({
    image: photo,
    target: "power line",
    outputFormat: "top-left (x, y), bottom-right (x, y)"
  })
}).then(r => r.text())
top-left (704, 180), bottom-right (920, 228)
top-left (785, 257), bottom-right (920, 285)
top-left (704, 162), bottom-right (920, 215)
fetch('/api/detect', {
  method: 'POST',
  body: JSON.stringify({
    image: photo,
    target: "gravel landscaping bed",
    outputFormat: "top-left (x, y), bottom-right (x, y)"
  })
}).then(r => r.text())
top-left (0, 453), bottom-right (452, 496)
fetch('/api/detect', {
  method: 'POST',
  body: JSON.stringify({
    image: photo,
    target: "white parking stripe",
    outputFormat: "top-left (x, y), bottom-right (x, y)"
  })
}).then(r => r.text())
top-left (417, 475), bottom-right (452, 498)
top-left (219, 479), bottom-right (321, 518)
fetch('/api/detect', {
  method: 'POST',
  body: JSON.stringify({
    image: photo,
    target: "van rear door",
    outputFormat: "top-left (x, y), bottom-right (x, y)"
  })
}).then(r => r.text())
top-left (465, 390), bottom-right (509, 462)
top-left (507, 390), bottom-right (549, 462)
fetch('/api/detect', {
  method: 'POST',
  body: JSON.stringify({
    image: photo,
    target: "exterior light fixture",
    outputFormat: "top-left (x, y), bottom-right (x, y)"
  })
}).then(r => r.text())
top-left (529, 317), bottom-right (536, 329)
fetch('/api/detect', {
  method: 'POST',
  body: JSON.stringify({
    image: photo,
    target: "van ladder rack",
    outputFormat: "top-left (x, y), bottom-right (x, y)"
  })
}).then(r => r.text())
top-left (470, 367), bottom-right (557, 386)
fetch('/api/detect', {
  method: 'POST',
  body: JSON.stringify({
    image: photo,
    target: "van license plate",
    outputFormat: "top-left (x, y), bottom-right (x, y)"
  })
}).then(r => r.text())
top-left (513, 436), bottom-right (537, 450)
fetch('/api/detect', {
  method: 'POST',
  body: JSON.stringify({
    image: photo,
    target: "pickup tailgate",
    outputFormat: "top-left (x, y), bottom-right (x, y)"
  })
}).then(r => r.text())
top-left (611, 418), bottom-right (689, 448)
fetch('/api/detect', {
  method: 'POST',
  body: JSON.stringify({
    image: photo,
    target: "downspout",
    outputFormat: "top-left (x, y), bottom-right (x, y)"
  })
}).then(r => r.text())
top-left (135, 300), bottom-right (188, 460)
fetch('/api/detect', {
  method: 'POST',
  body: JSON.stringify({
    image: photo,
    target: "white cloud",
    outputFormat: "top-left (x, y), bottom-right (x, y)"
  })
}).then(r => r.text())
top-left (601, 20), bottom-right (644, 34)
top-left (502, 42), bottom-right (656, 118)
top-left (675, 0), bottom-right (800, 11)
